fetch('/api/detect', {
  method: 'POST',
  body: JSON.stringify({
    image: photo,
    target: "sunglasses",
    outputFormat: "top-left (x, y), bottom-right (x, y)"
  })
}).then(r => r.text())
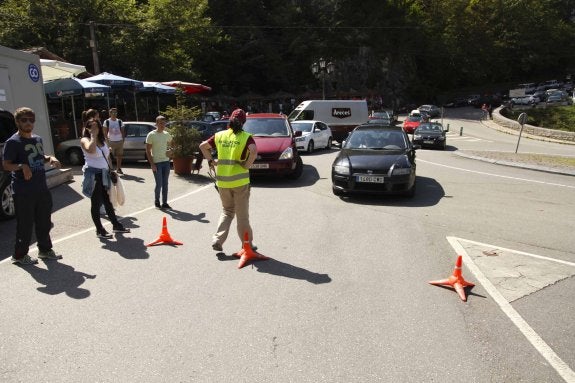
top-left (19, 117), bottom-right (35, 123)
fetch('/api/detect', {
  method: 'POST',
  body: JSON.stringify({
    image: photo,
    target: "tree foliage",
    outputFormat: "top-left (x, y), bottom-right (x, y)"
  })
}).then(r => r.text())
top-left (0, 0), bottom-right (573, 104)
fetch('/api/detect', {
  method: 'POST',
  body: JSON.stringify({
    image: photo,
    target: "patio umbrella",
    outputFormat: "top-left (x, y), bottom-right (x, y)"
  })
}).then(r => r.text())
top-left (161, 81), bottom-right (211, 95)
top-left (140, 82), bottom-right (176, 114)
top-left (40, 59), bottom-right (87, 81)
top-left (44, 77), bottom-right (110, 137)
top-left (85, 72), bottom-right (144, 120)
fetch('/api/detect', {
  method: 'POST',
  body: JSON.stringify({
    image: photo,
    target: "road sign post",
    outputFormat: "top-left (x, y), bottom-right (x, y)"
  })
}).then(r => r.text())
top-left (515, 112), bottom-right (527, 153)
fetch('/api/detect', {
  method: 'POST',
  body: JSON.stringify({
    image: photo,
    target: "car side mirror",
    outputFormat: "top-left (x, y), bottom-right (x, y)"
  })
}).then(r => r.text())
top-left (293, 130), bottom-right (302, 137)
top-left (445, 126), bottom-right (449, 132)
top-left (412, 144), bottom-right (421, 150)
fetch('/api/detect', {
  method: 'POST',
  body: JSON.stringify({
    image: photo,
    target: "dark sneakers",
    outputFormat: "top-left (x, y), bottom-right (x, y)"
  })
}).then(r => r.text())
top-left (212, 242), bottom-right (223, 251)
top-left (11, 254), bottom-right (39, 265)
top-left (38, 249), bottom-right (62, 260)
top-left (113, 226), bottom-right (130, 233)
top-left (97, 229), bottom-right (113, 239)
top-left (155, 201), bottom-right (161, 208)
top-left (161, 203), bottom-right (172, 209)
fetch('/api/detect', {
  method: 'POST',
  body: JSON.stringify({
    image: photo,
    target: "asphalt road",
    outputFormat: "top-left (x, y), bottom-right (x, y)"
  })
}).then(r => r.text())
top-left (0, 109), bottom-right (574, 382)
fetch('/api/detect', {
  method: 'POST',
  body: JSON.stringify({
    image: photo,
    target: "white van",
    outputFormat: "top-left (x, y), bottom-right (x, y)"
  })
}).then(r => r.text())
top-left (288, 100), bottom-right (368, 142)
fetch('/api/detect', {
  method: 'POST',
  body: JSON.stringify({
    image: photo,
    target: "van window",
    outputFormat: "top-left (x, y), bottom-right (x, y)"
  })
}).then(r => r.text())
top-left (0, 111), bottom-right (17, 143)
top-left (288, 109), bottom-right (314, 121)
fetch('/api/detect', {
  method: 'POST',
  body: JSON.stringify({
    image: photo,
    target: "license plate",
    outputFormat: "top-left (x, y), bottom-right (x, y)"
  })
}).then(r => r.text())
top-left (357, 175), bottom-right (384, 183)
top-left (423, 140), bottom-right (434, 144)
top-left (250, 163), bottom-right (269, 169)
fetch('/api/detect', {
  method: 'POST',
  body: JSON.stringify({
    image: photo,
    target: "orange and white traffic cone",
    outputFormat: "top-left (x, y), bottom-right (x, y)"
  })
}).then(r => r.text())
top-left (429, 255), bottom-right (475, 301)
top-left (233, 231), bottom-right (269, 269)
top-left (146, 216), bottom-right (183, 246)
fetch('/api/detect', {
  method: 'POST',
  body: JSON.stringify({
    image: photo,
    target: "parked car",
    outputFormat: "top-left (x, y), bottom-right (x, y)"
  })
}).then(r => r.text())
top-left (412, 122), bottom-right (449, 150)
top-left (383, 108), bottom-right (398, 122)
top-left (511, 95), bottom-right (540, 105)
top-left (55, 121), bottom-right (157, 166)
top-left (210, 119), bottom-right (229, 134)
top-left (369, 111), bottom-right (391, 120)
top-left (242, 113), bottom-right (303, 179)
top-left (291, 120), bottom-right (333, 153)
top-left (443, 97), bottom-right (469, 108)
top-left (167, 120), bottom-right (226, 141)
top-left (546, 93), bottom-right (573, 106)
top-left (402, 114), bottom-right (423, 134)
top-left (0, 109), bottom-right (18, 220)
top-left (366, 116), bottom-right (392, 126)
top-left (331, 124), bottom-right (417, 197)
top-left (418, 104), bottom-right (441, 118)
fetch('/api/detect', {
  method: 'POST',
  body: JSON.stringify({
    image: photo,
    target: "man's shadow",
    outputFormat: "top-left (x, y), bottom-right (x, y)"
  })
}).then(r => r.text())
top-left (18, 260), bottom-right (96, 299)
top-left (118, 173), bottom-right (145, 184)
top-left (162, 209), bottom-right (209, 223)
top-left (216, 253), bottom-right (331, 284)
top-left (99, 234), bottom-right (149, 260)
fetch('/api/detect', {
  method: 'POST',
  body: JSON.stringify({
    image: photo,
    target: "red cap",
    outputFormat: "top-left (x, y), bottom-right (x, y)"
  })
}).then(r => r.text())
top-left (230, 108), bottom-right (246, 124)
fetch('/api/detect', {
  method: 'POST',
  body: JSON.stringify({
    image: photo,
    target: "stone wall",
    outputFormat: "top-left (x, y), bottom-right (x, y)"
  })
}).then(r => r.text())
top-left (493, 107), bottom-right (575, 142)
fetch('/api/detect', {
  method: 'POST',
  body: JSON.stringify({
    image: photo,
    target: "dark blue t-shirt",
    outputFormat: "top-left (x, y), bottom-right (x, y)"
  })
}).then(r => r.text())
top-left (2, 133), bottom-right (48, 194)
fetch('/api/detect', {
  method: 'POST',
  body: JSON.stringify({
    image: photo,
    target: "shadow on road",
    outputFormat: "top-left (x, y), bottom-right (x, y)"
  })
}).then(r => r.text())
top-left (338, 175), bottom-right (446, 207)
top-left (215, 253), bottom-right (331, 284)
top-left (250, 164), bottom-right (321, 189)
top-left (16, 259), bottom-right (96, 299)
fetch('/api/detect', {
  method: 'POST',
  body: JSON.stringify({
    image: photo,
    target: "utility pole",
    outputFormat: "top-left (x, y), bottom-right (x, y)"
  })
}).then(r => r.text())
top-left (89, 21), bottom-right (100, 74)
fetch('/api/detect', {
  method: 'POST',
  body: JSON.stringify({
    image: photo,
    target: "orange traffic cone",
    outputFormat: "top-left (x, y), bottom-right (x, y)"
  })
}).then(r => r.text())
top-left (233, 231), bottom-right (269, 269)
top-left (146, 216), bottom-right (183, 246)
top-left (429, 255), bottom-right (475, 301)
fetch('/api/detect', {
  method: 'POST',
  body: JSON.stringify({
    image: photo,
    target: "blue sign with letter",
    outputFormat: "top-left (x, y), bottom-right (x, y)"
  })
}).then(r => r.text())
top-left (28, 63), bottom-right (40, 82)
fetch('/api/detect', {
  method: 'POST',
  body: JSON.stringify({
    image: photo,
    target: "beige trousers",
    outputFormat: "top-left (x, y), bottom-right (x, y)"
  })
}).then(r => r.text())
top-left (213, 184), bottom-right (253, 246)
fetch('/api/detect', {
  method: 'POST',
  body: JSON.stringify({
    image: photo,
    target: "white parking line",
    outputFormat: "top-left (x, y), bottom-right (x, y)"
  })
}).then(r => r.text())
top-left (447, 236), bottom-right (575, 383)
top-left (418, 159), bottom-right (575, 189)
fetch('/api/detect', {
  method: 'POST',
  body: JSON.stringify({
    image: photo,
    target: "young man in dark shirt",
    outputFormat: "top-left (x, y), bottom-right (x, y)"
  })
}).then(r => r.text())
top-left (2, 107), bottom-right (62, 265)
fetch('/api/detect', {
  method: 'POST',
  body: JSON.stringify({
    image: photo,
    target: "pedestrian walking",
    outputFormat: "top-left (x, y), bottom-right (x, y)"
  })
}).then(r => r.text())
top-left (80, 118), bottom-right (130, 238)
top-left (199, 108), bottom-right (258, 251)
top-left (146, 115), bottom-right (172, 209)
top-left (2, 107), bottom-right (62, 265)
top-left (103, 108), bottom-right (125, 174)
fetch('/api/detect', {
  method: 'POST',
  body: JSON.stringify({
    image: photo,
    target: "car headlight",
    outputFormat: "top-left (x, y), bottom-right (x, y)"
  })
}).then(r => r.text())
top-left (414, 134), bottom-right (421, 140)
top-left (392, 164), bottom-right (412, 175)
top-left (333, 158), bottom-right (350, 175)
top-left (295, 137), bottom-right (305, 142)
top-left (279, 147), bottom-right (294, 160)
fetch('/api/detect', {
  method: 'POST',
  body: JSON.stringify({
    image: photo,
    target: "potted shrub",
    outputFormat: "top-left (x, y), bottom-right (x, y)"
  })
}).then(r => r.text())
top-left (163, 94), bottom-right (203, 175)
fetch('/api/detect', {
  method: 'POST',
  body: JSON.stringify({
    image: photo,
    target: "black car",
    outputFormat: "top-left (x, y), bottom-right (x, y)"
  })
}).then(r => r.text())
top-left (412, 122), bottom-right (448, 150)
top-left (331, 124), bottom-right (417, 197)
top-left (167, 120), bottom-right (225, 141)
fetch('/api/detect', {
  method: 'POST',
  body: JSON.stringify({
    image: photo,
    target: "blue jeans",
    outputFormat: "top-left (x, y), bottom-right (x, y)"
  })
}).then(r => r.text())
top-left (153, 161), bottom-right (170, 204)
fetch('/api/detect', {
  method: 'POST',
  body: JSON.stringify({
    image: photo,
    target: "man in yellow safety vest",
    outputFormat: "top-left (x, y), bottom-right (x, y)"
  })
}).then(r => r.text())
top-left (199, 108), bottom-right (257, 252)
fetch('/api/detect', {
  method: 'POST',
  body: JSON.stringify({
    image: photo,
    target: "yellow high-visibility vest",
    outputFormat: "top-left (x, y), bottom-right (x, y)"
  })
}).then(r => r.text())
top-left (215, 129), bottom-right (251, 188)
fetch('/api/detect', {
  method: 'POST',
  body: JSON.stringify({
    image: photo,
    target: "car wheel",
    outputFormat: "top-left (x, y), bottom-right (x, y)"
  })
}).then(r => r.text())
top-left (287, 156), bottom-right (303, 180)
top-left (307, 140), bottom-right (314, 153)
top-left (326, 137), bottom-right (332, 150)
top-left (0, 182), bottom-right (15, 220)
top-left (67, 148), bottom-right (84, 166)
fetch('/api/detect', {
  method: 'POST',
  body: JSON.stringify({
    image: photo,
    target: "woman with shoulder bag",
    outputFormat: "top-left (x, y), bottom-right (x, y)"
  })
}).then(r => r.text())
top-left (80, 118), bottom-right (130, 238)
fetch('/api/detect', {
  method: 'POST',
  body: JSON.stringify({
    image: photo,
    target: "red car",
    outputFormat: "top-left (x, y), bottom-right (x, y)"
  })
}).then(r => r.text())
top-left (402, 115), bottom-right (422, 134)
top-left (242, 113), bottom-right (303, 179)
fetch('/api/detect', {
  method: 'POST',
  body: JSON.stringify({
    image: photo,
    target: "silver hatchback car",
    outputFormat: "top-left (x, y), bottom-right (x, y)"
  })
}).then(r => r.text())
top-left (55, 121), bottom-right (156, 165)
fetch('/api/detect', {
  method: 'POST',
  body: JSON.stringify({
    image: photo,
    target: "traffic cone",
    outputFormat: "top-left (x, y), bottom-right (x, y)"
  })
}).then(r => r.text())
top-left (146, 216), bottom-right (183, 246)
top-left (233, 231), bottom-right (269, 269)
top-left (429, 255), bottom-right (475, 301)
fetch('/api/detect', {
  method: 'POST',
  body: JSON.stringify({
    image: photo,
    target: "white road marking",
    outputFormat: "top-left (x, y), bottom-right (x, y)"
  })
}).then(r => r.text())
top-left (418, 159), bottom-right (575, 189)
top-left (0, 184), bottom-right (213, 265)
top-left (447, 236), bottom-right (575, 383)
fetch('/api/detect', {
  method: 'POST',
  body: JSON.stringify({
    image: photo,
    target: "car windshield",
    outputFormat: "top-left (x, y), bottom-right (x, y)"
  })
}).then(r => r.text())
top-left (291, 122), bottom-right (313, 133)
top-left (243, 118), bottom-right (289, 136)
top-left (345, 130), bottom-right (406, 150)
top-left (370, 112), bottom-right (389, 118)
top-left (416, 123), bottom-right (443, 132)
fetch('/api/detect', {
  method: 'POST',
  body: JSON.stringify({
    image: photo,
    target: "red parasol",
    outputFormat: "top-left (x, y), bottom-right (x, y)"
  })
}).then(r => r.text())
top-left (161, 81), bottom-right (211, 95)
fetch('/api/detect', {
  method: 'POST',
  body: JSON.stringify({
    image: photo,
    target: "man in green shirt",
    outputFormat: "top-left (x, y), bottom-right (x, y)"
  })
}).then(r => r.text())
top-left (146, 115), bottom-right (172, 209)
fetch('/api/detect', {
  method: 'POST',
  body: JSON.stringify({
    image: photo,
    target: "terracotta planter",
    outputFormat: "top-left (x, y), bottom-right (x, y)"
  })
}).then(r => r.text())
top-left (172, 156), bottom-right (194, 175)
